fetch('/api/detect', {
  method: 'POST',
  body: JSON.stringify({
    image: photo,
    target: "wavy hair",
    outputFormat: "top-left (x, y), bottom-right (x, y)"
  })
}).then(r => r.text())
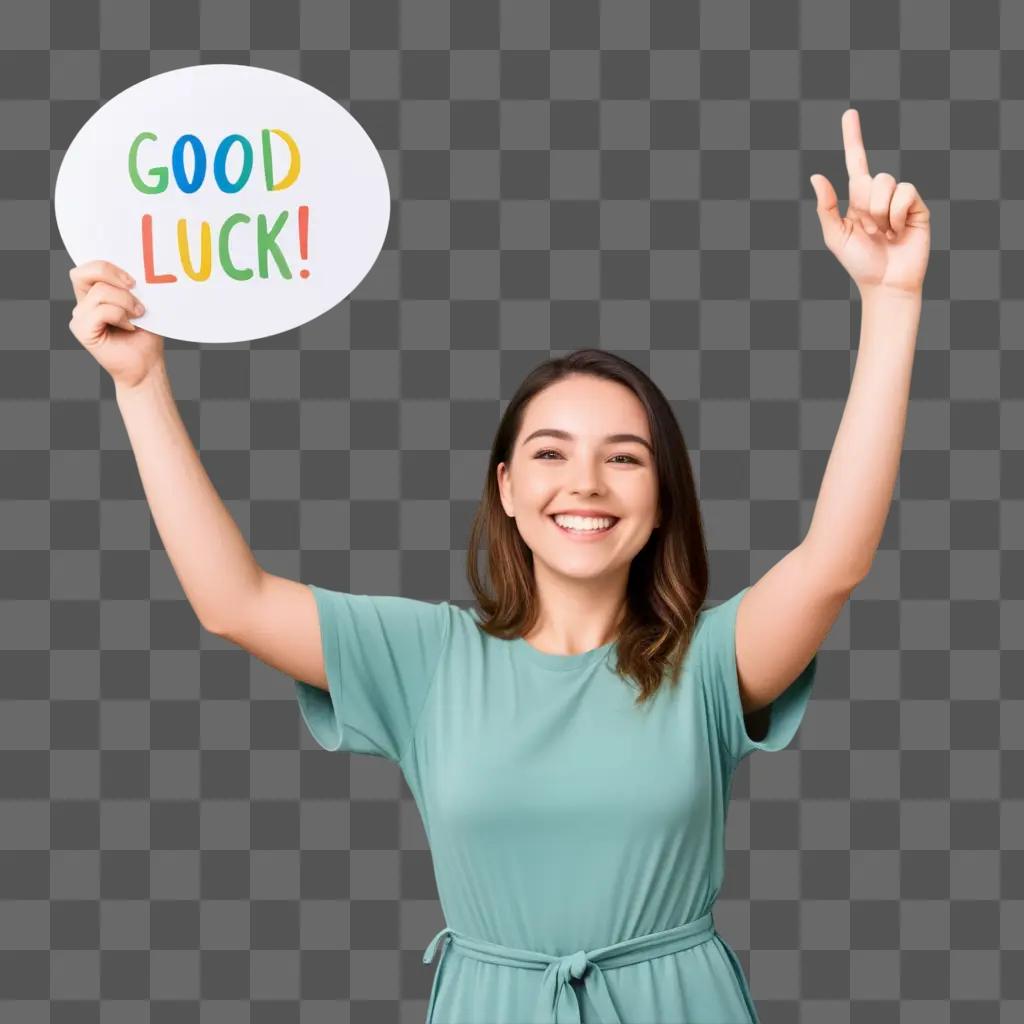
top-left (465, 348), bottom-right (710, 707)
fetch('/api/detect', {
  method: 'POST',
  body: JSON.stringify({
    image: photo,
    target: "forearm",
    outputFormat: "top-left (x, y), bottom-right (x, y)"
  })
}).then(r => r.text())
top-left (115, 362), bottom-right (265, 633)
top-left (803, 287), bottom-right (923, 583)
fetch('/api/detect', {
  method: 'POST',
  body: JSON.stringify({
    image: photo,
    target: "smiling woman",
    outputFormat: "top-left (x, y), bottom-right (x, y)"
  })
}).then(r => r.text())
top-left (273, 344), bottom-right (823, 1023)
top-left (387, 348), bottom-right (819, 1024)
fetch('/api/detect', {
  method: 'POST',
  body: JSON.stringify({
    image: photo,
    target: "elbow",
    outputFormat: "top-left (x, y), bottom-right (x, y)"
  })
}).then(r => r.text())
top-left (840, 560), bottom-right (871, 593)
top-left (800, 538), bottom-right (872, 595)
top-left (199, 613), bottom-right (229, 638)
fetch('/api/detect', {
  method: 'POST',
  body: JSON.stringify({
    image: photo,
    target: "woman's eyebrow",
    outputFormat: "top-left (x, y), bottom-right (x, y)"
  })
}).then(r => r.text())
top-left (521, 428), bottom-right (653, 455)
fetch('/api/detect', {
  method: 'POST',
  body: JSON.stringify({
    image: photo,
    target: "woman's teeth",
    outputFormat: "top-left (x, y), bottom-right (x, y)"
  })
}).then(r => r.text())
top-left (551, 515), bottom-right (618, 533)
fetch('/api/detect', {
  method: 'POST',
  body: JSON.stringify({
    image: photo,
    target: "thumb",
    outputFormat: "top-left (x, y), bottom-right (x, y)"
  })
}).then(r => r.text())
top-left (810, 174), bottom-right (844, 250)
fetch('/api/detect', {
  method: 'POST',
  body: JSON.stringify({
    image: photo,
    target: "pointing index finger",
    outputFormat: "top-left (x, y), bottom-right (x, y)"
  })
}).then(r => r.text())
top-left (842, 108), bottom-right (871, 180)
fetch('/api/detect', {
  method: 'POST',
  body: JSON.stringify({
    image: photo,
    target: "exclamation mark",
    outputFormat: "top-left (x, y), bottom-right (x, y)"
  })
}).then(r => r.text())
top-left (298, 204), bottom-right (309, 278)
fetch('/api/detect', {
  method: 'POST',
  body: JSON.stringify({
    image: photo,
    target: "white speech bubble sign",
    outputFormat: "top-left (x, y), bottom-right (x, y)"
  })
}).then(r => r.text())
top-left (54, 63), bottom-right (391, 345)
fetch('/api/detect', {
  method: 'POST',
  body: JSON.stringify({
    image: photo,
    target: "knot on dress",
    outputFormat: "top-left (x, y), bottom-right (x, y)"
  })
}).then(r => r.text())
top-left (556, 950), bottom-right (590, 983)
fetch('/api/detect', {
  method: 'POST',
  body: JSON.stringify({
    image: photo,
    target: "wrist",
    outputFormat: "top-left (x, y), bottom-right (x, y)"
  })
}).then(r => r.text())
top-left (115, 361), bottom-right (170, 401)
top-left (858, 284), bottom-right (923, 305)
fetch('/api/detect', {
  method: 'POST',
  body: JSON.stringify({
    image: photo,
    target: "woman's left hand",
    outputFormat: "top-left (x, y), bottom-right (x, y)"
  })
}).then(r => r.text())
top-left (810, 108), bottom-right (931, 298)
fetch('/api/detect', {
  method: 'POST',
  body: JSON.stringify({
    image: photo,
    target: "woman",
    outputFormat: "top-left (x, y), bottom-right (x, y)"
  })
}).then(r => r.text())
top-left (67, 108), bottom-right (928, 1022)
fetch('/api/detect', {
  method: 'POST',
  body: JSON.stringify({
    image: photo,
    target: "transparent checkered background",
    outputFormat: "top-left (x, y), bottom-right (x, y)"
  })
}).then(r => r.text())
top-left (1, 0), bottom-right (1019, 1021)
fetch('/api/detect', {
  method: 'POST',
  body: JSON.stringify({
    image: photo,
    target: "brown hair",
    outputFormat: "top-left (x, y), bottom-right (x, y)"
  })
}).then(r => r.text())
top-left (465, 348), bottom-right (710, 707)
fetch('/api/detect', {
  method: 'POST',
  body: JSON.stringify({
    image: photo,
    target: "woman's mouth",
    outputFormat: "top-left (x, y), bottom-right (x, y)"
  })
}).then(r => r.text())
top-left (549, 515), bottom-right (620, 539)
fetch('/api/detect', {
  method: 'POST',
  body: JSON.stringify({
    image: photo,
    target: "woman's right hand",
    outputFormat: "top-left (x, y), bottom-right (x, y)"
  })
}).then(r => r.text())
top-left (68, 259), bottom-right (165, 391)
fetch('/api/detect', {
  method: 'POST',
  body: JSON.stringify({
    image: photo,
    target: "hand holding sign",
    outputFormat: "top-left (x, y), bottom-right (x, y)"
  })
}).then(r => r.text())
top-left (55, 64), bottom-right (391, 344)
top-left (68, 259), bottom-right (165, 391)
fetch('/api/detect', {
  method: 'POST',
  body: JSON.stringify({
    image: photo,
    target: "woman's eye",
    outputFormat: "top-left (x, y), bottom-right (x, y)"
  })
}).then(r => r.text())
top-left (532, 449), bottom-right (640, 465)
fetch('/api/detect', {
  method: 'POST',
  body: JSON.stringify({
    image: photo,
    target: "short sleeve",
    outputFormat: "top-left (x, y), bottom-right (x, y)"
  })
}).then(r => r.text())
top-left (293, 585), bottom-right (451, 763)
top-left (697, 585), bottom-right (817, 768)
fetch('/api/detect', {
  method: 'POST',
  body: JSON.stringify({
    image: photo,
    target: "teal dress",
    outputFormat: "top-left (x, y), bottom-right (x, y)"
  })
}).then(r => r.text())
top-left (294, 584), bottom-right (818, 1023)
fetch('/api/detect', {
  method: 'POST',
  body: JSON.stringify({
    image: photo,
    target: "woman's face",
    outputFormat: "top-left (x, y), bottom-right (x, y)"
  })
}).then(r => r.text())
top-left (497, 375), bottom-right (661, 582)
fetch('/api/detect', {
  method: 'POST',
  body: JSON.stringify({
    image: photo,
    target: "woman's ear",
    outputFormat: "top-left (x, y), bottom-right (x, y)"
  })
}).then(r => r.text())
top-left (496, 461), bottom-right (513, 518)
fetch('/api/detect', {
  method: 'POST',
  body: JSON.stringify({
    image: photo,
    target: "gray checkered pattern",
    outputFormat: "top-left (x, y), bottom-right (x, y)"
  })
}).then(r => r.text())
top-left (1, 0), bottom-right (1017, 1021)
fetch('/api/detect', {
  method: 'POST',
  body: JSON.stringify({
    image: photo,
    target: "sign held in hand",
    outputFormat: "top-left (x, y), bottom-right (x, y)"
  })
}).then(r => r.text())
top-left (54, 63), bottom-right (391, 344)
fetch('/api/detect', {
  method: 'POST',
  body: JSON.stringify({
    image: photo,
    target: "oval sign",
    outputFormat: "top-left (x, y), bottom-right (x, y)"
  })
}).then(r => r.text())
top-left (54, 63), bottom-right (391, 345)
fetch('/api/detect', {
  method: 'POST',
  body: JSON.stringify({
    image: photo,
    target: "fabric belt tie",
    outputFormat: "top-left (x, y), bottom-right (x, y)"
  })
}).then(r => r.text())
top-left (422, 909), bottom-right (717, 1023)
